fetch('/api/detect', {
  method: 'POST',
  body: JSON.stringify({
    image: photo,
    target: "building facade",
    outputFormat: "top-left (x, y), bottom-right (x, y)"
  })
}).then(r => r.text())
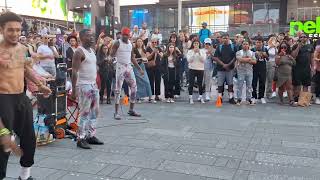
top-left (120, 0), bottom-right (286, 38)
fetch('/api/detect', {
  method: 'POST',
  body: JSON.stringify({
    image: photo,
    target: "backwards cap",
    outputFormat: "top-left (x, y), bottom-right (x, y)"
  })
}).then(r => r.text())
top-left (121, 27), bottom-right (131, 36)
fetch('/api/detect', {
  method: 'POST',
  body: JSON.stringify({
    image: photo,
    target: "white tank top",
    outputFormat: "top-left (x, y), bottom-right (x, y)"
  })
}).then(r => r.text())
top-left (115, 40), bottom-right (132, 64)
top-left (77, 46), bottom-right (97, 85)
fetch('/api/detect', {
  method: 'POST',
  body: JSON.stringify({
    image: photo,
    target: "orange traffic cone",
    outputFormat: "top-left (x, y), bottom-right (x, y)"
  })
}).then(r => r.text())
top-left (122, 95), bottom-right (129, 106)
top-left (216, 96), bottom-right (222, 107)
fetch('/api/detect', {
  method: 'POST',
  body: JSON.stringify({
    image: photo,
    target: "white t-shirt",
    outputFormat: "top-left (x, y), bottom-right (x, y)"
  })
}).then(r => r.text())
top-left (37, 45), bottom-right (55, 67)
top-left (139, 29), bottom-right (150, 40)
top-left (267, 46), bottom-right (277, 62)
top-left (168, 56), bottom-right (174, 68)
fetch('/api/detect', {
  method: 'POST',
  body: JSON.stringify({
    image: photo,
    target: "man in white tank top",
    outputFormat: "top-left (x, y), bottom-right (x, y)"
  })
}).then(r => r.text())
top-left (71, 29), bottom-right (104, 149)
top-left (110, 27), bottom-right (144, 120)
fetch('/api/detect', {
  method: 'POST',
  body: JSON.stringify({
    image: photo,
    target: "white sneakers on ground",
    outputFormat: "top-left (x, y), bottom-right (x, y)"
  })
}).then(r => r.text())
top-left (260, 98), bottom-right (267, 104)
top-left (189, 98), bottom-right (194, 105)
top-left (205, 94), bottom-right (210, 101)
top-left (166, 98), bottom-right (175, 103)
top-left (315, 98), bottom-right (320, 105)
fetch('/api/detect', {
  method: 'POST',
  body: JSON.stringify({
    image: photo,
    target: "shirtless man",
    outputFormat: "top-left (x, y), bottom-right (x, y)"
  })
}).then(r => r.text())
top-left (0, 12), bottom-right (51, 180)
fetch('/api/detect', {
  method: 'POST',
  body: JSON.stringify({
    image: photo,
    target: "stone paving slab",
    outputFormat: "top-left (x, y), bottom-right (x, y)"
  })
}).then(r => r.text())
top-left (158, 160), bottom-right (236, 179)
top-left (5, 96), bottom-right (320, 180)
top-left (132, 169), bottom-right (206, 180)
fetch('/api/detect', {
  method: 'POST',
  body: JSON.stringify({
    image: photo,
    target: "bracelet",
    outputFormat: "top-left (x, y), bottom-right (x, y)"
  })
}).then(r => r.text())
top-left (0, 128), bottom-right (10, 136)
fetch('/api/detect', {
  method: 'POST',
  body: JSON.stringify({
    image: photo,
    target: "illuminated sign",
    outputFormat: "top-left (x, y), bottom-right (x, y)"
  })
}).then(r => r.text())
top-left (1, 0), bottom-right (82, 22)
top-left (290, 17), bottom-right (320, 37)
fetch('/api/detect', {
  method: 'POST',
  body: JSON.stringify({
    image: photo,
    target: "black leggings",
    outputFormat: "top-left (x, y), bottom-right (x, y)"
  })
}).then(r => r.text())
top-left (164, 68), bottom-right (180, 98)
top-left (99, 71), bottom-right (113, 100)
top-left (252, 61), bottom-right (266, 99)
top-left (146, 66), bottom-right (161, 96)
top-left (313, 71), bottom-right (320, 97)
top-left (188, 69), bottom-right (204, 95)
top-left (0, 94), bottom-right (35, 179)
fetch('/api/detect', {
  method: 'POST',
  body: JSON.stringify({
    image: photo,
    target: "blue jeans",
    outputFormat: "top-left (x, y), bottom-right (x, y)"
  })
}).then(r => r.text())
top-left (237, 70), bottom-right (253, 101)
top-left (133, 63), bottom-right (152, 99)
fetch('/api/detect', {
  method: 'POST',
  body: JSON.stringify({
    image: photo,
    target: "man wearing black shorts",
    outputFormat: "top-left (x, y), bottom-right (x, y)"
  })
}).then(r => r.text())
top-left (291, 34), bottom-right (314, 102)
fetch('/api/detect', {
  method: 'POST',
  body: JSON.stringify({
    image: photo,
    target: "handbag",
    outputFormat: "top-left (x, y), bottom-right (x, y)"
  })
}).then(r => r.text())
top-left (298, 91), bottom-right (312, 107)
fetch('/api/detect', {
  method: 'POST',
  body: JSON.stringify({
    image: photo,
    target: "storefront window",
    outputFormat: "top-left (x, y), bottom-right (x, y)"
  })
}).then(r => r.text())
top-left (229, 3), bottom-right (253, 25)
top-left (129, 8), bottom-right (153, 28)
top-left (253, 3), bottom-right (279, 24)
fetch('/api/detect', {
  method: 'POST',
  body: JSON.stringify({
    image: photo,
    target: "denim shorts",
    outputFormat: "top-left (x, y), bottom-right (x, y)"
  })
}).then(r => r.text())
top-left (217, 70), bottom-right (234, 86)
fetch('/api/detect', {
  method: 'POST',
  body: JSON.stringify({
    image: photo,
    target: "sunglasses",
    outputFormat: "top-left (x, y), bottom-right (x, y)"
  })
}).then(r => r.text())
top-left (152, 42), bottom-right (157, 44)
top-left (205, 43), bottom-right (211, 45)
top-left (300, 36), bottom-right (307, 39)
top-left (280, 46), bottom-right (287, 49)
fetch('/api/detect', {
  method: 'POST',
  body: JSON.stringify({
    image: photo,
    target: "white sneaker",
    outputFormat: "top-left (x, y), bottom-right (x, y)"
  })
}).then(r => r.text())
top-left (197, 96), bottom-right (201, 102)
top-left (272, 92), bottom-right (277, 98)
top-left (315, 98), bottom-right (320, 105)
top-left (170, 99), bottom-right (175, 103)
top-left (252, 98), bottom-right (257, 104)
top-left (283, 91), bottom-right (288, 98)
top-left (261, 98), bottom-right (267, 104)
top-left (166, 98), bottom-right (171, 103)
top-left (205, 95), bottom-right (210, 101)
top-left (200, 98), bottom-right (205, 104)
top-left (148, 99), bottom-right (157, 104)
top-left (189, 98), bottom-right (194, 104)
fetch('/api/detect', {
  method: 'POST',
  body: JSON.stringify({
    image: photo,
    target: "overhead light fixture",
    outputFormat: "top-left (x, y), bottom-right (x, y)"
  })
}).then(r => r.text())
top-left (314, 0), bottom-right (318, 3)
top-left (84, 5), bottom-right (87, 8)
top-left (75, 6), bottom-right (81, 9)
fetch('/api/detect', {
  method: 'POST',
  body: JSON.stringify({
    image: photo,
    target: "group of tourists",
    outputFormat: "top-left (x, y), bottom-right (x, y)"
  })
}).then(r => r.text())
top-left (0, 11), bottom-right (320, 180)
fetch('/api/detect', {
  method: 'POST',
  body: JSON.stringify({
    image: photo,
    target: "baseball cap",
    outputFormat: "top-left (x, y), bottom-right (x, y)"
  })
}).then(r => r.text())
top-left (204, 38), bottom-right (212, 44)
top-left (202, 22), bottom-right (207, 26)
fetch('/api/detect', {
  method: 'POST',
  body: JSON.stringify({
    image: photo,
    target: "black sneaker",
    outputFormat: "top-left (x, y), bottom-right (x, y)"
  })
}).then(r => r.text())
top-left (128, 110), bottom-right (141, 117)
top-left (155, 96), bottom-right (161, 101)
top-left (19, 176), bottom-right (35, 180)
top-left (229, 98), bottom-right (237, 105)
top-left (77, 139), bottom-right (91, 149)
top-left (248, 99), bottom-right (256, 106)
top-left (236, 99), bottom-right (241, 105)
top-left (86, 136), bottom-right (104, 145)
top-left (106, 98), bottom-right (111, 104)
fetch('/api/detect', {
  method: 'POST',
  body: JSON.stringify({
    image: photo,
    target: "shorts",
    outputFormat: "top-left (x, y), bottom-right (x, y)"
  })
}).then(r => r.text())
top-left (292, 70), bottom-right (311, 86)
top-left (217, 70), bottom-right (234, 87)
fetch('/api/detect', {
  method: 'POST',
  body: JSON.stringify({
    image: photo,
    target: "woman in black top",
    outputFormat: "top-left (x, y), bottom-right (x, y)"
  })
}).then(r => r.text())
top-left (161, 43), bottom-right (180, 103)
top-left (97, 44), bottom-right (114, 104)
top-left (66, 36), bottom-right (78, 71)
top-left (146, 37), bottom-right (164, 101)
top-left (133, 38), bottom-right (154, 103)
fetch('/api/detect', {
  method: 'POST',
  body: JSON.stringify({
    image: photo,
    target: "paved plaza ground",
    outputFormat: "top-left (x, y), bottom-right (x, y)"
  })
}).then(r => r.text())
top-left (4, 94), bottom-right (320, 180)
